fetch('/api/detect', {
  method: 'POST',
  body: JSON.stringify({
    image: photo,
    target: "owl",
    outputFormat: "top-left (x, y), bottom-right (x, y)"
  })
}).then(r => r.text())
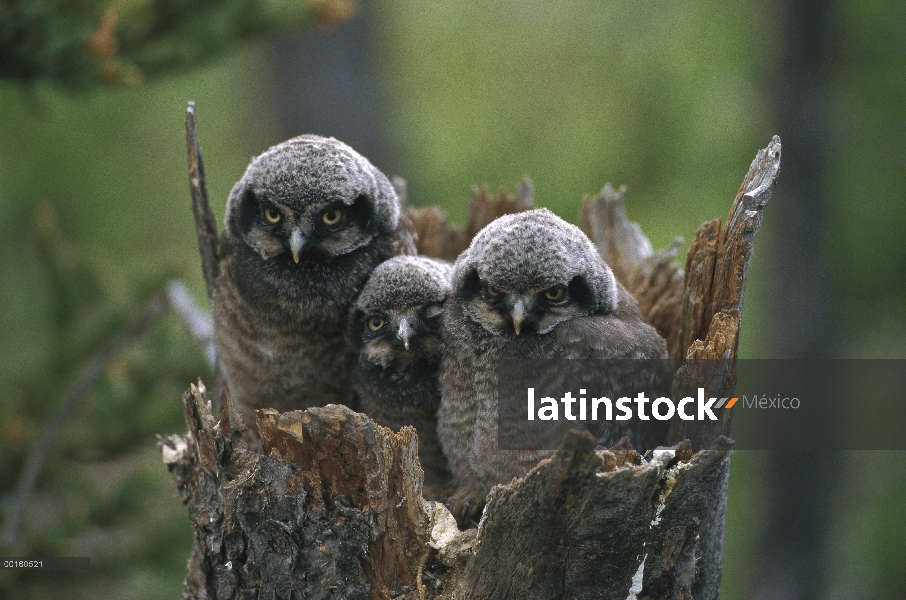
top-left (348, 255), bottom-right (452, 486)
top-left (438, 208), bottom-right (668, 524)
top-left (213, 135), bottom-right (416, 437)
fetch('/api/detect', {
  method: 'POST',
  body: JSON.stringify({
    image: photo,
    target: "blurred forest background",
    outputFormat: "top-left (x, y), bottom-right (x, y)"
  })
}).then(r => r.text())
top-left (1, 0), bottom-right (904, 598)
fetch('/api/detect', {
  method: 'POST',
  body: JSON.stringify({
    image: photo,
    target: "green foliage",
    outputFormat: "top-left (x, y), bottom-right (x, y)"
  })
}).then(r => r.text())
top-left (0, 49), bottom-right (266, 598)
top-left (0, 0), bottom-right (101, 84)
top-left (0, 205), bottom-right (204, 596)
top-left (0, 0), bottom-right (354, 88)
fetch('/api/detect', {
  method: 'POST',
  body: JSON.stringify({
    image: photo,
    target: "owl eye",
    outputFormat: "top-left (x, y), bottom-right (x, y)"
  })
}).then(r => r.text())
top-left (544, 286), bottom-right (566, 301)
top-left (264, 208), bottom-right (282, 223)
top-left (485, 285), bottom-right (500, 297)
top-left (322, 209), bottom-right (342, 226)
top-left (368, 317), bottom-right (384, 331)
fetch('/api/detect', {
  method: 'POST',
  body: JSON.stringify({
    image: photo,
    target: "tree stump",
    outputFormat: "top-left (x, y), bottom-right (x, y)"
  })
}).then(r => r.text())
top-left (161, 126), bottom-right (781, 599)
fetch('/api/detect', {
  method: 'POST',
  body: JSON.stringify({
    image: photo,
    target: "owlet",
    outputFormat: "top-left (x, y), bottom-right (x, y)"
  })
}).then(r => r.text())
top-left (438, 208), bottom-right (667, 524)
top-left (213, 135), bottom-right (416, 437)
top-left (348, 256), bottom-right (452, 486)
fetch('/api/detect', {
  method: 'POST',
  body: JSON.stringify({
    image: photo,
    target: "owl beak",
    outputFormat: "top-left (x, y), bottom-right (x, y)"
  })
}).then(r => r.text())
top-left (289, 229), bottom-right (305, 264)
top-left (512, 300), bottom-right (526, 335)
top-left (397, 317), bottom-right (413, 351)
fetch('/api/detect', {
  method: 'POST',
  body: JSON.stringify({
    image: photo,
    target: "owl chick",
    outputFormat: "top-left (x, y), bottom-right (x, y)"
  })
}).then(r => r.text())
top-left (438, 208), bottom-right (667, 524)
top-left (213, 135), bottom-right (415, 436)
top-left (348, 256), bottom-right (452, 486)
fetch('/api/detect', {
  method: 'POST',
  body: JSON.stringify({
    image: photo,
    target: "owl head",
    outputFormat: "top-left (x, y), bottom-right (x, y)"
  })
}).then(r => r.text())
top-left (350, 256), bottom-right (452, 369)
top-left (225, 135), bottom-right (402, 265)
top-left (452, 208), bottom-right (618, 336)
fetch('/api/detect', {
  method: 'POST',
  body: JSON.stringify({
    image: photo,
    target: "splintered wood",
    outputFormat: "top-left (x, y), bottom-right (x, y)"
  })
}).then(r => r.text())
top-left (162, 385), bottom-right (434, 599)
top-left (407, 178), bottom-right (535, 262)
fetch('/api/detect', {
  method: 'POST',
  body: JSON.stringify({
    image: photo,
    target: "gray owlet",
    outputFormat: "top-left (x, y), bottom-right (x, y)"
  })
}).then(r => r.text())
top-left (348, 256), bottom-right (452, 486)
top-left (438, 208), bottom-right (667, 524)
top-left (213, 135), bottom-right (415, 435)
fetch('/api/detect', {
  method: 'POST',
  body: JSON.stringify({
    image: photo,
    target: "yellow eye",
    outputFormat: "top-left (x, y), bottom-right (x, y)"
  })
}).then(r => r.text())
top-left (368, 317), bottom-right (384, 331)
top-left (264, 208), bottom-right (281, 223)
top-left (545, 286), bottom-right (565, 301)
top-left (322, 209), bottom-right (342, 225)
top-left (486, 285), bottom-right (500, 297)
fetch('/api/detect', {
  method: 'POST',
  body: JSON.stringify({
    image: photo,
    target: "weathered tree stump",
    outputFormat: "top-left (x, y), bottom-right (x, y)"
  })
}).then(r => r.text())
top-left (161, 121), bottom-right (780, 599)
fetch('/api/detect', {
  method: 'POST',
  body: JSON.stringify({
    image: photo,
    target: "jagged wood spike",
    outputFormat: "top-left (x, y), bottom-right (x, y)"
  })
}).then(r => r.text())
top-left (516, 176), bottom-right (534, 208)
top-left (186, 102), bottom-right (220, 302)
top-left (663, 136), bottom-right (781, 600)
top-left (710, 135), bottom-right (782, 330)
top-left (407, 206), bottom-right (468, 262)
top-left (669, 135), bottom-right (782, 447)
top-left (673, 219), bottom-right (722, 360)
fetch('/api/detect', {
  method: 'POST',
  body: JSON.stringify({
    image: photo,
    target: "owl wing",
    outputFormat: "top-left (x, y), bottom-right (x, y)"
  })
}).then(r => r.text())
top-left (551, 299), bottom-right (671, 451)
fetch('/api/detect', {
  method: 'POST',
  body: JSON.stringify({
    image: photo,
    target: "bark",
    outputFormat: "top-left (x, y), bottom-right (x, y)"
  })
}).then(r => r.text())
top-left (164, 131), bottom-right (781, 599)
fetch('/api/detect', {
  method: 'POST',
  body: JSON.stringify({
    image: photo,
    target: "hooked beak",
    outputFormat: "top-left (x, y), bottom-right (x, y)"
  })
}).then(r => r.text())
top-left (512, 300), bottom-right (526, 335)
top-left (397, 316), bottom-right (414, 351)
top-left (289, 229), bottom-right (304, 264)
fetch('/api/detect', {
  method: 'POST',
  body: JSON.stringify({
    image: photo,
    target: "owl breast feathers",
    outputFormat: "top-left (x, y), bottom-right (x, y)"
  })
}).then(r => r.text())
top-left (349, 255), bottom-right (453, 485)
top-left (213, 135), bottom-right (415, 438)
top-left (438, 208), bottom-right (667, 523)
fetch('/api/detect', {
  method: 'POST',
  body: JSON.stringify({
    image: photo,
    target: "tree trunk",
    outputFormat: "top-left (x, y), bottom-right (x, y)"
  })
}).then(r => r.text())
top-left (162, 121), bottom-right (780, 599)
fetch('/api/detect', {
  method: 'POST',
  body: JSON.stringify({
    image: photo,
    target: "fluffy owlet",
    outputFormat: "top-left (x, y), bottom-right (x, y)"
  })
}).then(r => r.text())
top-left (438, 208), bottom-right (667, 524)
top-left (348, 256), bottom-right (452, 486)
top-left (213, 135), bottom-right (416, 435)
